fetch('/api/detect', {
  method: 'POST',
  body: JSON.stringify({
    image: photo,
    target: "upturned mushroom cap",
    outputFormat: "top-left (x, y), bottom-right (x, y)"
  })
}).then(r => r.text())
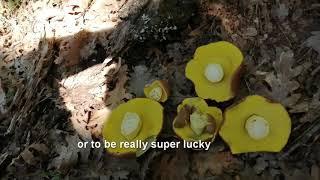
top-left (144, 80), bottom-right (170, 102)
top-left (173, 97), bottom-right (223, 141)
top-left (102, 98), bottom-right (163, 156)
top-left (219, 95), bottom-right (291, 154)
top-left (185, 41), bottom-right (244, 102)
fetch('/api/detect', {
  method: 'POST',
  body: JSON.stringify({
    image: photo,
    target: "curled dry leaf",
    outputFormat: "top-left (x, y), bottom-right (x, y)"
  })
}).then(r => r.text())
top-left (205, 114), bottom-right (216, 134)
top-left (174, 105), bottom-right (193, 128)
top-left (136, 135), bottom-right (157, 157)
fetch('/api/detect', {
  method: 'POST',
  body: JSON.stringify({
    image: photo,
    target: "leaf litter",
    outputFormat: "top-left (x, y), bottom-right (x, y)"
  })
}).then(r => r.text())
top-left (0, 0), bottom-right (320, 179)
top-left (253, 47), bottom-right (304, 108)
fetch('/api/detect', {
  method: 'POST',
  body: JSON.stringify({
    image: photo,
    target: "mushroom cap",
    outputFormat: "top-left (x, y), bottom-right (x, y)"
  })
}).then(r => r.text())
top-left (185, 41), bottom-right (244, 102)
top-left (144, 80), bottom-right (170, 102)
top-left (102, 98), bottom-right (163, 156)
top-left (173, 97), bottom-right (223, 141)
top-left (219, 95), bottom-right (291, 154)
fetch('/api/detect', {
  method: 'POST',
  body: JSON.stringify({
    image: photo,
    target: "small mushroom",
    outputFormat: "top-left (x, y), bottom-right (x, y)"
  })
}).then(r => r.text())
top-left (173, 97), bottom-right (223, 141)
top-left (102, 98), bottom-right (163, 156)
top-left (144, 80), bottom-right (170, 102)
top-left (219, 95), bottom-right (291, 154)
top-left (185, 41), bottom-right (244, 102)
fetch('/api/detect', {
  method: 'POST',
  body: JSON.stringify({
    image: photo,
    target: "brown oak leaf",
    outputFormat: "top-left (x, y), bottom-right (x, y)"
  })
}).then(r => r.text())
top-left (254, 48), bottom-right (303, 108)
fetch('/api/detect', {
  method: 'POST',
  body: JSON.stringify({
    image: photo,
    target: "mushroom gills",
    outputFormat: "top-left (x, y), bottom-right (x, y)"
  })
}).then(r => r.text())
top-left (148, 87), bottom-right (163, 101)
top-left (190, 111), bottom-right (210, 135)
top-left (121, 112), bottom-right (142, 140)
top-left (204, 64), bottom-right (224, 83)
top-left (245, 115), bottom-right (270, 140)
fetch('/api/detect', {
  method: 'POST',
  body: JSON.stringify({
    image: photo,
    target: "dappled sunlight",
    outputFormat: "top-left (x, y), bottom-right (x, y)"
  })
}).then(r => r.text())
top-left (0, 0), bottom-right (124, 139)
top-left (1, 0), bottom-right (320, 179)
top-left (58, 62), bottom-right (118, 139)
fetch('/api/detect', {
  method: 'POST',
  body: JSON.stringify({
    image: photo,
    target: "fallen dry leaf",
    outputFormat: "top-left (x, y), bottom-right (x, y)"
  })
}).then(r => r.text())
top-left (128, 65), bottom-right (155, 97)
top-left (253, 156), bottom-right (269, 174)
top-left (20, 143), bottom-right (49, 166)
top-left (271, 3), bottom-right (289, 21)
top-left (105, 64), bottom-right (132, 109)
top-left (192, 151), bottom-right (242, 177)
top-left (305, 31), bottom-right (320, 55)
top-left (284, 169), bottom-right (312, 180)
top-left (299, 90), bottom-right (320, 122)
top-left (152, 150), bottom-right (189, 180)
top-left (254, 48), bottom-right (303, 108)
top-left (49, 134), bottom-right (90, 173)
top-left (243, 27), bottom-right (258, 37)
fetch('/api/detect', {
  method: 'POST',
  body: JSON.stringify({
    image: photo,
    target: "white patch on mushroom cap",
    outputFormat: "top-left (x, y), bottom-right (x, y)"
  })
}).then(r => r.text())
top-left (149, 87), bottom-right (162, 101)
top-left (121, 112), bottom-right (142, 140)
top-left (245, 115), bottom-right (270, 140)
top-left (190, 111), bottom-right (209, 135)
top-left (204, 64), bottom-right (224, 83)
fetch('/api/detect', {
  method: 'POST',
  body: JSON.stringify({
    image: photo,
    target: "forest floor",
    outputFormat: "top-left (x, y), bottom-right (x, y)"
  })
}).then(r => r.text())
top-left (1, 0), bottom-right (320, 179)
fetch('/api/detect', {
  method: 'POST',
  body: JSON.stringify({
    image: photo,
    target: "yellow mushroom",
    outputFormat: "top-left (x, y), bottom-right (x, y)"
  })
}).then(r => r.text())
top-left (219, 95), bottom-right (291, 154)
top-left (173, 97), bottom-right (223, 141)
top-left (102, 98), bottom-right (163, 156)
top-left (185, 41), bottom-right (244, 102)
top-left (144, 80), bottom-right (170, 102)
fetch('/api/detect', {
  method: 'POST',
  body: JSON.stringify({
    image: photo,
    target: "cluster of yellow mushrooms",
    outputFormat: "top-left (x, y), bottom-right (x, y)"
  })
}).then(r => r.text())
top-left (102, 41), bottom-right (291, 156)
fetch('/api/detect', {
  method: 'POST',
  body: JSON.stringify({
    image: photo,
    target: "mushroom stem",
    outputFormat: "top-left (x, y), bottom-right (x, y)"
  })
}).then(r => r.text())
top-left (204, 64), bottom-right (224, 83)
top-left (245, 115), bottom-right (270, 140)
top-left (121, 112), bottom-right (142, 140)
top-left (148, 87), bottom-right (163, 101)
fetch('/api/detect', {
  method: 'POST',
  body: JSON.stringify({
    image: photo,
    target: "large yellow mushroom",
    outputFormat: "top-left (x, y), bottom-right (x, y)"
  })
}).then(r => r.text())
top-left (219, 95), bottom-right (291, 154)
top-left (185, 41), bottom-right (244, 102)
top-left (102, 98), bottom-right (163, 156)
top-left (173, 97), bottom-right (223, 141)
